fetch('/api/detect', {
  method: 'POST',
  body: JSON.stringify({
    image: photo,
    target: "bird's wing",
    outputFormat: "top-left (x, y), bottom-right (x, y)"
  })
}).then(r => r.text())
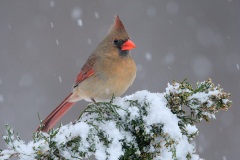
top-left (74, 56), bottom-right (96, 87)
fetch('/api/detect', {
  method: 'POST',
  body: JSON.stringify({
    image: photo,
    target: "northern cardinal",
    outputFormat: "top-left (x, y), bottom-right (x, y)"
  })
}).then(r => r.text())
top-left (37, 15), bottom-right (136, 132)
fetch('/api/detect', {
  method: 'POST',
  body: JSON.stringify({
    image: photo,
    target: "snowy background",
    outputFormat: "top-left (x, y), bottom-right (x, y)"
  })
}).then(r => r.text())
top-left (0, 0), bottom-right (239, 159)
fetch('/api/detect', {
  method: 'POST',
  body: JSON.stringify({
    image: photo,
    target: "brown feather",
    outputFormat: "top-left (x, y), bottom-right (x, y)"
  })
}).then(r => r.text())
top-left (114, 15), bottom-right (125, 31)
top-left (108, 15), bottom-right (129, 39)
top-left (74, 56), bottom-right (97, 87)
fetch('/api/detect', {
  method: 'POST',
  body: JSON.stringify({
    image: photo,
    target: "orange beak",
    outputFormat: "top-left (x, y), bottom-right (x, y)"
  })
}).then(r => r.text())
top-left (121, 39), bottom-right (136, 51)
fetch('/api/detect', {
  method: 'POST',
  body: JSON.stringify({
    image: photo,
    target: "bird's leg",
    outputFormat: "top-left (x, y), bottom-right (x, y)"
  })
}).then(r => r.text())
top-left (91, 98), bottom-right (96, 103)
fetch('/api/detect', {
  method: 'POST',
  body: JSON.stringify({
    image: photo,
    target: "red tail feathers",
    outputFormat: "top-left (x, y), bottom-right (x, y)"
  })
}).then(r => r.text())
top-left (36, 93), bottom-right (76, 132)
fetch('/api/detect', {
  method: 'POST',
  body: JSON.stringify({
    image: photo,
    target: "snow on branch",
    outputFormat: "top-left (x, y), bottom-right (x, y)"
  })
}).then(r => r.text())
top-left (0, 79), bottom-right (231, 160)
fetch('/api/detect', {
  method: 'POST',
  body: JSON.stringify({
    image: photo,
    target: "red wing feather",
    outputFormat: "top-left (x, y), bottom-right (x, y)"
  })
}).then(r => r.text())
top-left (75, 68), bottom-right (94, 84)
top-left (74, 56), bottom-right (96, 86)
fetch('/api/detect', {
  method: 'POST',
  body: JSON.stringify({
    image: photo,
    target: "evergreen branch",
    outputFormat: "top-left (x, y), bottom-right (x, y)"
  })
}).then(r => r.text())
top-left (0, 79), bottom-right (231, 160)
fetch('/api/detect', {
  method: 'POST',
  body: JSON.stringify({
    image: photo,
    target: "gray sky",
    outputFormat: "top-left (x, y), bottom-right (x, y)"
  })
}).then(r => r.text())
top-left (0, 0), bottom-right (240, 159)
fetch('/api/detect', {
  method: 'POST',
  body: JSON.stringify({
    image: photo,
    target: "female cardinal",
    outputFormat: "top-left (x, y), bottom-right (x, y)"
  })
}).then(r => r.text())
top-left (37, 15), bottom-right (136, 132)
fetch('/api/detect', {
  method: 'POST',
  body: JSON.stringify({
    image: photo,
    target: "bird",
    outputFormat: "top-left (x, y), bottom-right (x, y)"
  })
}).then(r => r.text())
top-left (37, 15), bottom-right (136, 132)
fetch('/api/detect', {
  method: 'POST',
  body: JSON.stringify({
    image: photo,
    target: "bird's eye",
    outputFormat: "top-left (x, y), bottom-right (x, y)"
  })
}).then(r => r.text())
top-left (113, 39), bottom-right (123, 46)
top-left (114, 39), bottom-right (120, 45)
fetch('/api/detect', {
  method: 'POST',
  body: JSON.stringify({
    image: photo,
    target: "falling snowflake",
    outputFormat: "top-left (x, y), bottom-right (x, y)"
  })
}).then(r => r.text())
top-left (87, 38), bottom-right (92, 45)
top-left (71, 7), bottom-right (82, 20)
top-left (145, 52), bottom-right (152, 61)
top-left (50, 22), bottom-right (54, 28)
top-left (0, 95), bottom-right (3, 103)
top-left (59, 76), bottom-right (62, 83)
top-left (50, 1), bottom-right (55, 7)
top-left (56, 39), bottom-right (59, 45)
top-left (94, 12), bottom-right (99, 19)
top-left (77, 19), bottom-right (83, 27)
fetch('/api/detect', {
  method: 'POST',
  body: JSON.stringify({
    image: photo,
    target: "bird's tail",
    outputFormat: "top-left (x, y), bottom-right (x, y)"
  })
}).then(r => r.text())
top-left (36, 93), bottom-right (76, 132)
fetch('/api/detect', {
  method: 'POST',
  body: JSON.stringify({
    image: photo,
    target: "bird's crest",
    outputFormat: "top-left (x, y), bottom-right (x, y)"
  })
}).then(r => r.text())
top-left (113, 15), bottom-right (125, 30)
top-left (108, 15), bottom-right (128, 35)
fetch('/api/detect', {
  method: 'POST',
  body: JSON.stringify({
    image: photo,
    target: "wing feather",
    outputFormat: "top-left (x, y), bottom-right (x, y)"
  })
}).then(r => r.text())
top-left (74, 56), bottom-right (96, 87)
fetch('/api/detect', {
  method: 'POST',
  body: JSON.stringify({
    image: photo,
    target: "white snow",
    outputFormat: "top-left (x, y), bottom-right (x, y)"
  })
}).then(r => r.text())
top-left (77, 19), bottom-right (83, 27)
top-left (145, 52), bottom-right (152, 61)
top-left (95, 142), bottom-right (107, 160)
top-left (0, 95), bottom-right (3, 103)
top-left (50, 22), bottom-right (53, 28)
top-left (58, 76), bottom-right (62, 83)
top-left (54, 122), bottom-right (91, 145)
top-left (127, 106), bottom-right (140, 120)
top-left (50, 1), bottom-right (55, 7)
top-left (98, 121), bottom-right (124, 160)
top-left (222, 99), bottom-right (229, 104)
top-left (165, 82), bottom-right (191, 95)
top-left (127, 91), bottom-right (182, 140)
top-left (56, 39), bottom-right (59, 45)
top-left (176, 136), bottom-right (195, 159)
top-left (0, 149), bottom-right (16, 159)
top-left (71, 7), bottom-right (82, 20)
top-left (188, 90), bottom-right (220, 105)
top-left (185, 124), bottom-right (198, 135)
top-left (94, 12), bottom-right (99, 19)
top-left (87, 38), bottom-right (92, 45)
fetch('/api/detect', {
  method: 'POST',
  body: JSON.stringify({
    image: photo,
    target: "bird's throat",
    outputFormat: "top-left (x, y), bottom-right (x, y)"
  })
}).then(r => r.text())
top-left (119, 50), bottom-right (129, 57)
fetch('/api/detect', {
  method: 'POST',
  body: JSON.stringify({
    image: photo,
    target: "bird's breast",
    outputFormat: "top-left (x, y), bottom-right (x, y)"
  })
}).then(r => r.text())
top-left (97, 57), bottom-right (136, 94)
top-left (75, 57), bottom-right (136, 101)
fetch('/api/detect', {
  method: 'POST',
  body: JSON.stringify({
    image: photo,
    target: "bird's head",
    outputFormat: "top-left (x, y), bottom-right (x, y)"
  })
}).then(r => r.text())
top-left (98, 15), bottom-right (136, 57)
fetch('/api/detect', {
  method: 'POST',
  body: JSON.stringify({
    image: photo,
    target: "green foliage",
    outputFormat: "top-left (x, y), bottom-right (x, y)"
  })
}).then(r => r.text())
top-left (0, 79), bottom-right (231, 160)
top-left (164, 79), bottom-right (231, 142)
